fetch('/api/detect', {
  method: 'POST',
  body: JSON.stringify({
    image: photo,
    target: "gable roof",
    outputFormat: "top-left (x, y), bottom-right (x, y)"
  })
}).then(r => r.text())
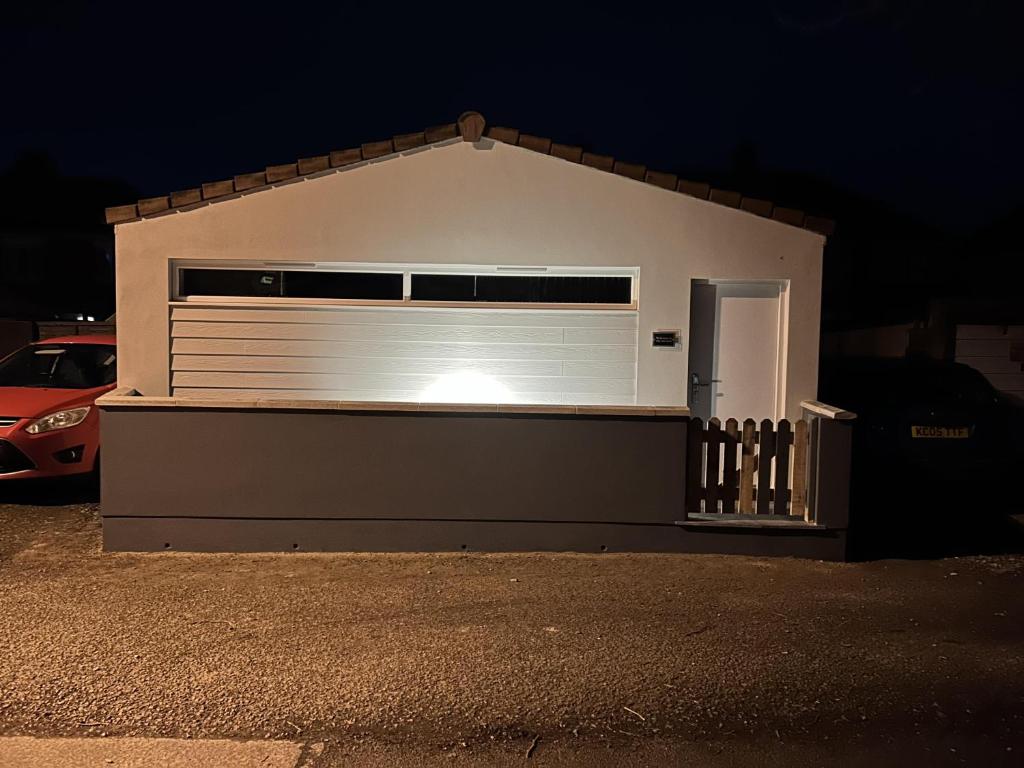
top-left (104, 111), bottom-right (835, 237)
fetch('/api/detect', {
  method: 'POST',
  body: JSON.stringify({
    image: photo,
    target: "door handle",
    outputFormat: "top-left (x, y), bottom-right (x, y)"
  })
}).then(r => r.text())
top-left (691, 374), bottom-right (721, 403)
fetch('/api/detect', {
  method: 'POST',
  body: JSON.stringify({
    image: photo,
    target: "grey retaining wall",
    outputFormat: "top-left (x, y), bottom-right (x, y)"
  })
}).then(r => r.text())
top-left (99, 402), bottom-right (846, 559)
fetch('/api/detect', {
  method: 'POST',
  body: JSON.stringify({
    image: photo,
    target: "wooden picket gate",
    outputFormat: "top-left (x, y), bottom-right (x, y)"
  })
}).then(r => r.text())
top-left (686, 417), bottom-right (812, 521)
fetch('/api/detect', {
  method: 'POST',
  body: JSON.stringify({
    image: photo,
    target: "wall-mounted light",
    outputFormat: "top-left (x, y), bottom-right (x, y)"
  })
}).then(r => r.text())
top-left (420, 371), bottom-right (515, 404)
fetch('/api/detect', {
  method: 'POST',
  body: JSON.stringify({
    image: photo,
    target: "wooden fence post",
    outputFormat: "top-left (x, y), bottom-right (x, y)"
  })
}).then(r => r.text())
top-left (722, 418), bottom-right (739, 514)
top-left (706, 418), bottom-right (721, 514)
top-left (756, 419), bottom-right (775, 515)
top-left (792, 420), bottom-right (809, 521)
top-left (739, 419), bottom-right (757, 514)
top-left (775, 419), bottom-right (792, 516)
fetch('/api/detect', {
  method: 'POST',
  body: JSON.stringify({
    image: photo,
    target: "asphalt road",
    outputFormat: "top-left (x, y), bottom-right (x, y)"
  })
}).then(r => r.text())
top-left (0, 489), bottom-right (1022, 766)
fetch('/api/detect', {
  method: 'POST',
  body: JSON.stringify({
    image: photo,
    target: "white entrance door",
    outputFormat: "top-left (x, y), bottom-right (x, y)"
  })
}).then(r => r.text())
top-left (688, 282), bottom-right (782, 422)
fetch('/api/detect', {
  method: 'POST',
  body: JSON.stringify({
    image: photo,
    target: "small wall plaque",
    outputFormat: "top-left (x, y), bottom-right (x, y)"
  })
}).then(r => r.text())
top-left (652, 330), bottom-right (681, 348)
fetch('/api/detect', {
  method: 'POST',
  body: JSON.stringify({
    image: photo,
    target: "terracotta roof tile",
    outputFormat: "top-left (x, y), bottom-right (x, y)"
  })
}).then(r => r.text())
top-left (393, 132), bottom-right (426, 151)
top-left (676, 180), bottom-right (710, 199)
top-left (457, 111), bottom-right (486, 141)
top-left (329, 149), bottom-right (362, 168)
top-left (772, 206), bottom-right (806, 226)
top-left (518, 134), bottom-right (552, 154)
top-left (740, 197), bottom-right (773, 217)
top-left (613, 160), bottom-right (646, 181)
top-left (425, 123), bottom-right (458, 142)
top-left (266, 163), bottom-right (298, 183)
top-left (104, 204), bottom-right (137, 224)
top-left (550, 143), bottom-right (583, 163)
top-left (709, 188), bottom-right (742, 208)
top-left (297, 156), bottom-right (329, 174)
top-left (137, 196), bottom-right (170, 216)
top-left (103, 111), bottom-right (833, 236)
top-left (361, 140), bottom-right (394, 159)
top-left (201, 180), bottom-right (234, 199)
top-left (582, 152), bottom-right (614, 172)
top-left (170, 188), bottom-right (202, 207)
top-left (645, 170), bottom-right (677, 190)
top-left (487, 126), bottom-right (520, 144)
top-left (234, 172), bottom-right (266, 192)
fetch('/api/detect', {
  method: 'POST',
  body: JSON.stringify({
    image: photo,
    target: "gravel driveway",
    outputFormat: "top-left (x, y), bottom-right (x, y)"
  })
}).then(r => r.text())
top-left (0, 497), bottom-right (1022, 765)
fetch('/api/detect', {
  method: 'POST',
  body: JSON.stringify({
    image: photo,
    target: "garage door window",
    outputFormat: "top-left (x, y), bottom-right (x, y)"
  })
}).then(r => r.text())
top-left (179, 268), bottom-right (403, 300)
top-left (410, 274), bottom-right (632, 304)
top-left (175, 263), bottom-right (637, 309)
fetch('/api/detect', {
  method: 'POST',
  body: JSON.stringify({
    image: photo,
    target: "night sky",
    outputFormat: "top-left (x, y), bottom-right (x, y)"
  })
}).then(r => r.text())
top-left (3, 1), bottom-right (1020, 234)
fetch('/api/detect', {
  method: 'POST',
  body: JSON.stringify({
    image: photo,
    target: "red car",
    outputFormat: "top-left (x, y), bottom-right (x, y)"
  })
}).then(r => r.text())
top-left (0, 335), bottom-right (117, 480)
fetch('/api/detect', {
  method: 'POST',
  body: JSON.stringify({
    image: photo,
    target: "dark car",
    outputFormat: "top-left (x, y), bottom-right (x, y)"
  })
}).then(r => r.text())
top-left (819, 357), bottom-right (1020, 557)
top-left (820, 357), bottom-right (1014, 471)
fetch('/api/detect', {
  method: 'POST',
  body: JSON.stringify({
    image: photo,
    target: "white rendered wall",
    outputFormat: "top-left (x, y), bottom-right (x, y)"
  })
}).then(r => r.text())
top-left (113, 139), bottom-right (825, 417)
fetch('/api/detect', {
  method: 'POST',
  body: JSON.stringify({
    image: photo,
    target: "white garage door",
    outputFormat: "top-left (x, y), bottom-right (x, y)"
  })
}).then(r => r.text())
top-left (169, 304), bottom-right (638, 405)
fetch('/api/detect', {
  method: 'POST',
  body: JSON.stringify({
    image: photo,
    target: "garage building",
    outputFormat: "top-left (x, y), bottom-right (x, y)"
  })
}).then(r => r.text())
top-left (99, 112), bottom-right (850, 558)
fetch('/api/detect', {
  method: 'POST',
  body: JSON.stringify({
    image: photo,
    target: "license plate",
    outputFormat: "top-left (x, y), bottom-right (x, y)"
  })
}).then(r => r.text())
top-left (911, 426), bottom-right (969, 439)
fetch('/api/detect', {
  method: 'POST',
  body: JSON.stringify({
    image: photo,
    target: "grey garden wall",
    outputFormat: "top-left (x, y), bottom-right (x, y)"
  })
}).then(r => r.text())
top-left (100, 405), bottom-right (846, 559)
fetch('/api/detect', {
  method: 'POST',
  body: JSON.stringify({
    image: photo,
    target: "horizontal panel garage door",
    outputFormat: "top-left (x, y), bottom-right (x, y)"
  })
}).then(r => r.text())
top-left (170, 304), bottom-right (638, 405)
